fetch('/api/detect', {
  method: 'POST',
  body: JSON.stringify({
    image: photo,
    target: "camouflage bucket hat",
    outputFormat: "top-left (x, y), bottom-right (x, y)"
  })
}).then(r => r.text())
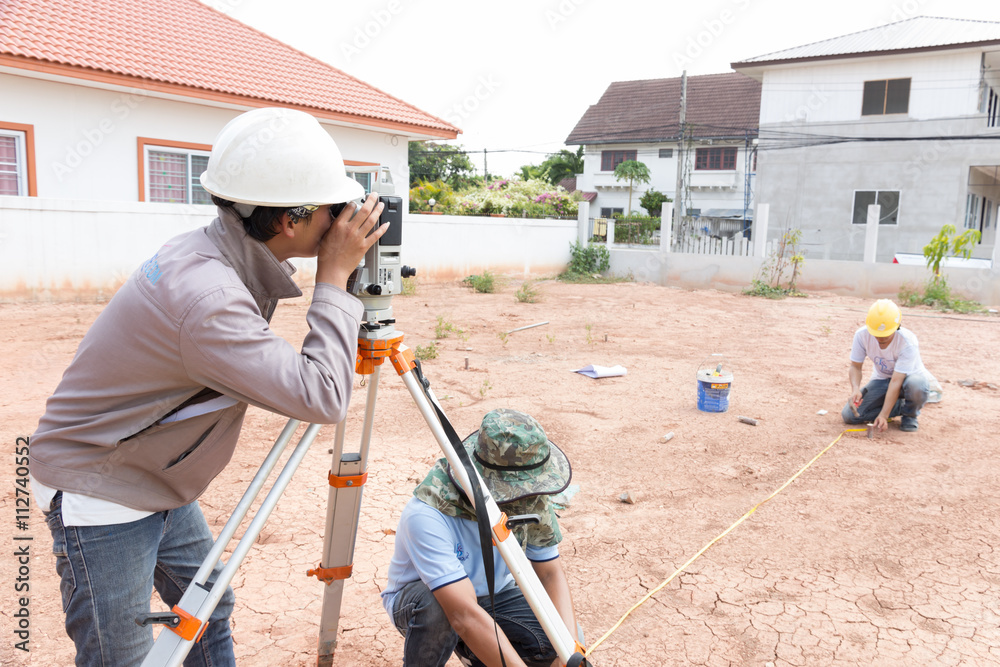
top-left (447, 408), bottom-right (571, 504)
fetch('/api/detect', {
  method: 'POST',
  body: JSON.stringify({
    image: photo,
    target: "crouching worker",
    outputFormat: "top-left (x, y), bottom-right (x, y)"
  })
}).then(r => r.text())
top-left (382, 409), bottom-right (579, 667)
top-left (842, 299), bottom-right (930, 432)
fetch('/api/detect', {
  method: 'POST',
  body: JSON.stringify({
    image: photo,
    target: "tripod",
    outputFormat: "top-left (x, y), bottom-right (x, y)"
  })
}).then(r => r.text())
top-left (140, 320), bottom-right (586, 666)
top-left (140, 201), bottom-right (588, 666)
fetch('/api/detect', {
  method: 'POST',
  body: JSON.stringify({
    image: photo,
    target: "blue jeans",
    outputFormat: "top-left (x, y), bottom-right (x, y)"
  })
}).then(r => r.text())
top-left (45, 493), bottom-right (235, 667)
top-left (841, 374), bottom-right (930, 424)
top-left (391, 579), bottom-right (556, 667)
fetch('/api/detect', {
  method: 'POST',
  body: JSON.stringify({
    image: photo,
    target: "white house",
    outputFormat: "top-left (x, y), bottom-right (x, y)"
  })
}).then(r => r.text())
top-left (0, 0), bottom-right (458, 295)
top-left (565, 72), bottom-right (761, 241)
top-left (732, 16), bottom-right (1000, 262)
top-left (0, 0), bottom-right (458, 204)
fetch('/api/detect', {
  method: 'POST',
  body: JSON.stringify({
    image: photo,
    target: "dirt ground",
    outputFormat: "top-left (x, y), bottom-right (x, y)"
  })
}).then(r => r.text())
top-left (2, 278), bottom-right (999, 667)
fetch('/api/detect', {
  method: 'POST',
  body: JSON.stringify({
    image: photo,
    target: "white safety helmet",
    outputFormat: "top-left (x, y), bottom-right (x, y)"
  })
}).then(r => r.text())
top-left (199, 107), bottom-right (364, 209)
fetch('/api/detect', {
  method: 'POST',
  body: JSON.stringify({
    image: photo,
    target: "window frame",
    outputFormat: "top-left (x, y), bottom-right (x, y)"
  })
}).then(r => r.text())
top-left (851, 190), bottom-right (901, 226)
top-left (138, 138), bottom-right (213, 204)
top-left (658, 148), bottom-right (673, 159)
top-left (600, 150), bottom-right (636, 172)
top-left (861, 78), bottom-right (911, 116)
top-left (344, 160), bottom-right (381, 196)
top-left (0, 122), bottom-right (37, 196)
top-left (694, 146), bottom-right (738, 171)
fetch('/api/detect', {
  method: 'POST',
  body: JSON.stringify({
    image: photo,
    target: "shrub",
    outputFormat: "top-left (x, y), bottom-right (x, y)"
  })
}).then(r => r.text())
top-left (515, 280), bottom-right (539, 303)
top-left (414, 341), bottom-right (438, 361)
top-left (566, 241), bottom-right (610, 275)
top-left (463, 271), bottom-right (497, 293)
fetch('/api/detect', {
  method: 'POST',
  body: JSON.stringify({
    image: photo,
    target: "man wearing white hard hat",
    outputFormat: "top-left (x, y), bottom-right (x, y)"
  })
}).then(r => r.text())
top-left (842, 299), bottom-right (931, 432)
top-left (29, 108), bottom-right (385, 666)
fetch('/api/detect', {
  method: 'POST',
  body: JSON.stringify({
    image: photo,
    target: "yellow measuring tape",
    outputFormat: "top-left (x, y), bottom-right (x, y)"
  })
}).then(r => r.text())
top-left (583, 427), bottom-right (869, 659)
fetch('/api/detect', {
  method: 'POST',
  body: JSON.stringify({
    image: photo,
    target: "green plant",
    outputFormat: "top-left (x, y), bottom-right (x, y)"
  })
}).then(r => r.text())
top-left (497, 331), bottom-right (509, 346)
top-left (434, 316), bottom-right (463, 339)
top-left (515, 280), bottom-right (539, 303)
top-left (897, 225), bottom-right (985, 313)
top-left (613, 160), bottom-right (651, 216)
top-left (745, 228), bottom-right (806, 299)
top-left (546, 334), bottom-right (555, 344)
top-left (479, 378), bottom-right (492, 398)
top-left (639, 189), bottom-right (671, 217)
top-left (585, 323), bottom-right (594, 345)
top-left (401, 276), bottom-right (417, 296)
top-left (462, 271), bottom-right (497, 293)
top-left (564, 241), bottom-right (610, 276)
top-left (414, 341), bottom-right (438, 361)
top-left (924, 224), bottom-right (980, 283)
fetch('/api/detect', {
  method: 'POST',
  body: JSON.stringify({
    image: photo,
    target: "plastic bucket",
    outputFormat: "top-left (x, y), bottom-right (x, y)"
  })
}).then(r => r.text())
top-left (697, 362), bottom-right (733, 413)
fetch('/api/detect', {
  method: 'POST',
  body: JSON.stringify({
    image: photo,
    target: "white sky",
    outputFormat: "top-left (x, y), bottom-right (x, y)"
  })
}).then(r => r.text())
top-left (205, 0), bottom-right (999, 177)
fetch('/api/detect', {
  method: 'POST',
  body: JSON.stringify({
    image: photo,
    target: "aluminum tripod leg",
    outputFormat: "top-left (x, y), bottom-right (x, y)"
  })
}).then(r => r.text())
top-left (314, 366), bottom-right (380, 666)
top-left (397, 368), bottom-right (580, 663)
top-left (141, 420), bottom-right (321, 667)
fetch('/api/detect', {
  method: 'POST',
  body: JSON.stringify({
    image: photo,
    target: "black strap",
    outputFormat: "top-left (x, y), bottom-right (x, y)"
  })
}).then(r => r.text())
top-left (412, 363), bottom-right (507, 667)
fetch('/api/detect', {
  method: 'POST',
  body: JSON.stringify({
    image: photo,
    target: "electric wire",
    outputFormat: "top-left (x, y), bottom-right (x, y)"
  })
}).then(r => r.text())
top-left (583, 427), bottom-right (869, 659)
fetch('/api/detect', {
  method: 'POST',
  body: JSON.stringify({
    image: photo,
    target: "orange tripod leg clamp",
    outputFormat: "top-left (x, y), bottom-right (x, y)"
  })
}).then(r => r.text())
top-left (168, 606), bottom-right (208, 643)
top-left (491, 512), bottom-right (511, 546)
top-left (328, 471), bottom-right (368, 488)
top-left (307, 564), bottom-right (354, 584)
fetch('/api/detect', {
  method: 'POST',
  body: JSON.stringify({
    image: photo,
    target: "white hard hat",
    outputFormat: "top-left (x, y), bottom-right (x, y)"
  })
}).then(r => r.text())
top-left (199, 107), bottom-right (364, 207)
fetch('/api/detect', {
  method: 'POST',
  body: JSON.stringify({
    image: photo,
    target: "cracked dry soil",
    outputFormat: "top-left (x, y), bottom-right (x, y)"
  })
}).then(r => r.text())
top-left (2, 280), bottom-right (999, 666)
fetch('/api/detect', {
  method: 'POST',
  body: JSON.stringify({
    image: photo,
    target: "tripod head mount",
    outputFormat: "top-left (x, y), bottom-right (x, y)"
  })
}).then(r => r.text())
top-left (345, 195), bottom-right (416, 335)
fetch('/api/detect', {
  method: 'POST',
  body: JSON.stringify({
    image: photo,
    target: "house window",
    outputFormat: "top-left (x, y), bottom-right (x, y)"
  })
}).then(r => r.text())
top-left (852, 190), bottom-right (900, 225)
top-left (601, 207), bottom-right (623, 218)
top-left (987, 87), bottom-right (999, 128)
top-left (965, 194), bottom-right (981, 230)
top-left (694, 147), bottom-right (737, 171)
top-left (861, 78), bottom-right (911, 116)
top-left (601, 150), bottom-right (636, 171)
top-left (344, 161), bottom-right (383, 195)
top-left (0, 130), bottom-right (27, 196)
top-left (143, 141), bottom-right (213, 204)
top-left (658, 148), bottom-right (673, 158)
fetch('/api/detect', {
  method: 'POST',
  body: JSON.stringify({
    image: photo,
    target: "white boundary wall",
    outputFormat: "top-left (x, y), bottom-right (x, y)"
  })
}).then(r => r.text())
top-left (610, 247), bottom-right (1000, 307)
top-left (2, 196), bottom-right (995, 305)
top-left (0, 199), bottom-right (578, 298)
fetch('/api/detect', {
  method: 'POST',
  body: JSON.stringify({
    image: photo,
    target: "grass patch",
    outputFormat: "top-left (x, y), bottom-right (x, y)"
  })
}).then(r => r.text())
top-left (899, 280), bottom-right (986, 314)
top-left (414, 341), bottom-right (438, 361)
top-left (401, 276), bottom-right (417, 296)
top-left (463, 271), bottom-right (497, 293)
top-left (434, 316), bottom-right (463, 339)
top-left (515, 280), bottom-right (539, 303)
top-left (742, 279), bottom-right (805, 299)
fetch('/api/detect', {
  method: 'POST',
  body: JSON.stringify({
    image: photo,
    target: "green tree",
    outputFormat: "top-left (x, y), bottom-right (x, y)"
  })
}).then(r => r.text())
top-left (924, 224), bottom-right (980, 283)
top-left (515, 147), bottom-right (585, 186)
top-left (408, 142), bottom-right (476, 188)
top-left (613, 160), bottom-right (651, 217)
top-left (538, 147), bottom-right (584, 185)
top-left (639, 189), bottom-right (671, 216)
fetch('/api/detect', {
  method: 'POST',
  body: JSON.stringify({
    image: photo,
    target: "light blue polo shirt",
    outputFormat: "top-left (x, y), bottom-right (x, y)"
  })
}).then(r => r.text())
top-left (381, 497), bottom-right (559, 617)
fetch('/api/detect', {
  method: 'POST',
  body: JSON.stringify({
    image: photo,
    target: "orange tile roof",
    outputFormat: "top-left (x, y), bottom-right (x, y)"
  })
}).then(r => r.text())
top-left (0, 0), bottom-right (459, 138)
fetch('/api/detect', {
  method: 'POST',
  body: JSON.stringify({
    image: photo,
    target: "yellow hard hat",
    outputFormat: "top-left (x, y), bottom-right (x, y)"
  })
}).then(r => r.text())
top-left (865, 299), bottom-right (901, 337)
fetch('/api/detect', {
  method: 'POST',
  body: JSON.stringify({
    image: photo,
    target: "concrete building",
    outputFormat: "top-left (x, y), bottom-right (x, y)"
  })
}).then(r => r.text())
top-left (732, 16), bottom-right (1000, 262)
top-left (0, 0), bottom-right (458, 206)
top-left (565, 72), bottom-right (761, 241)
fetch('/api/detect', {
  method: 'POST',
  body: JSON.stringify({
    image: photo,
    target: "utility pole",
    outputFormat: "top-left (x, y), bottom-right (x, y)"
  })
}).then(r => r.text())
top-left (671, 70), bottom-right (687, 250)
top-left (483, 148), bottom-right (488, 182)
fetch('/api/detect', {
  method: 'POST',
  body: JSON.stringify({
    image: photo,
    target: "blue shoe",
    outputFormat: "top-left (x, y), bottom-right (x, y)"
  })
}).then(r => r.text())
top-left (900, 416), bottom-right (919, 432)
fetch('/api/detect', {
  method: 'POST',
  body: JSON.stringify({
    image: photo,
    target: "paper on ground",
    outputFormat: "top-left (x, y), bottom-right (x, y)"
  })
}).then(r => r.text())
top-left (573, 364), bottom-right (627, 379)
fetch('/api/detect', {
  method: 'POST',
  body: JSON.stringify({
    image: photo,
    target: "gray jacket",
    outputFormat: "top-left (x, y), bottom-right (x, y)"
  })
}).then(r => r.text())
top-left (30, 208), bottom-right (362, 511)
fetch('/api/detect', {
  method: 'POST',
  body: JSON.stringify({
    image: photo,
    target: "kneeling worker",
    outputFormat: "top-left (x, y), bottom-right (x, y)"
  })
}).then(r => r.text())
top-left (382, 409), bottom-right (578, 667)
top-left (842, 299), bottom-right (930, 432)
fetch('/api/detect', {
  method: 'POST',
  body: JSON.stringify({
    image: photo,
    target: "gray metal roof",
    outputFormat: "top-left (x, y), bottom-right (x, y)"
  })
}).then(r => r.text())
top-left (734, 17), bottom-right (1000, 67)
